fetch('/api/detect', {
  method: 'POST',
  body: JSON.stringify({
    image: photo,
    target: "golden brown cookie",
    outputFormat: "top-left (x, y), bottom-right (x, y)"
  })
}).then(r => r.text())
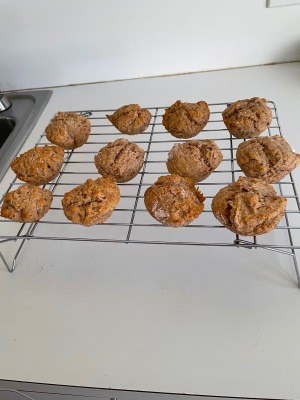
top-left (45, 112), bottom-right (91, 149)
top-left (1, 184), bottom-right (53, 223)
top-left (11, 146), bottom-right (64, 185)
top-left (236, 135), bottom-right (300, 183)
top-left (61, 177), bottom-right (120, 226)
top-left (222, 97), bottom-right (272, 138)
top-left (166, 140), bottom-right (223, 182)
top-left (162, 100), bottom-right (210, 139)
top-left (211, 177), bottom-right (287, 236)
top-left (144, 175), bottom-right (205, 227)
top-left (107, 104), bottom-right (151, 135)
top-left (94, 138), bottom-right (145, 183)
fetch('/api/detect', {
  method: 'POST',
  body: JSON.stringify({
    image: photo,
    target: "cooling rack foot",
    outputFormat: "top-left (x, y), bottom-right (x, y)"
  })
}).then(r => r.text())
top-left (0, 250), bottom-right (15, 273)
top-left (234, 239), bottom-right (300, 289)
top-left (0, 238), bottom-right (27, 273)
top-left (291, 253), bottom-right (300, 289)
top-left (0, 251), bottom-right (17, 272)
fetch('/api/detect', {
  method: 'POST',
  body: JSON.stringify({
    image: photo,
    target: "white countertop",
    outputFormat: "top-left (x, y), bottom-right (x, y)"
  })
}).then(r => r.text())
top-left (1, 63), bottom-right (300, 399)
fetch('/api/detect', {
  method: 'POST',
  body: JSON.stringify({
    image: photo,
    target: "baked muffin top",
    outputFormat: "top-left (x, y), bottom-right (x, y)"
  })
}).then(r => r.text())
top-left (144, 174), bottom-right (205, 227)
top-left (222, 97), bottom-right (272, 138)
top-left (94, 138), bottom-right (145, 183)
top-left (162, 100), bottom-right (210, 139)
top-left (45, 112), bottom-right (91, 149)
top-left (107, 104), bottom-right (151, 135)
top-left (236, 135), bottom-right (300, 183)
top-left (62, 177), bottom-right (120, 226)
top-left (1, 184), bottom-right (53, 223)
top-left (211, 176), bottom-right (287, 236)
top-left (167, 140), bottom-right (223, 182)
top-left (11, 145), bottom-right (64, 185)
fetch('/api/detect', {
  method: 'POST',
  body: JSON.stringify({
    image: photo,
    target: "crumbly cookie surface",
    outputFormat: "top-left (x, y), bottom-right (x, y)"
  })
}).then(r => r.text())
top-left (11, 145), bottom-right (64, 185)
top-left (167, 140), bottom-right (223, 182)
top-left (211, 176), bottom-right (287, 236)
top-left (222, 97), bottom-right (272, 138)
top-left (236, 135), bottom-right (300, 183)
top-left (1, 184), bottom-right (53, 223)
top-left (144, 174), bottom-right (205, 227)
top-left (162, 100), bottom-right (210, 139)
top-left (62, 177), bottom-right (120, 226)
top-left (107, 104), bottom-right (151, 135)
top-left (94, 138), bottom-right (145, 182)
top-left (45, 112), bottom-right (91, 149)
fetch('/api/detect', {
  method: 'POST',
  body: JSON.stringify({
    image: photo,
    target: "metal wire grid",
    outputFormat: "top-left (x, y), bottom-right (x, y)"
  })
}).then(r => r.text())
top-left (0, 101), bottom-right (300, 286)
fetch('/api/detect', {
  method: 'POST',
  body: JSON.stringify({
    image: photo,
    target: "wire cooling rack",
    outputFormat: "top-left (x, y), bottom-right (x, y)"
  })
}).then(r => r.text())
top-left (0, 101), bottom-right (300, 287)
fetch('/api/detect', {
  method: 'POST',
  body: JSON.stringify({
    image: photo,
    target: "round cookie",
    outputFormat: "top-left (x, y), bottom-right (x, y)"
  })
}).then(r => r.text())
top-left (94, 138), bottom-right (145, 183)
top-left (162, 100), bottom-right (210, 139)
top-left (144, 174), bottom-right (205, 227)
top-left (62, 177), bottom-right (120, 227)
top-left (1, 184), bottom-right (53, 223)
top-left (236, 135), bottom-right (300, 183)
top-left (211, 176), bottom-right (287, 236)
top-left (11, 145), bottom-right (64, 185)
top-left (222, 97), bottom-right (272, 139)
top-left (167, 140), bottom-right (223, 182)
top-left (45, 112), bottom-right (91, 149)
top-left (107, 104), bottom-right (151, 135)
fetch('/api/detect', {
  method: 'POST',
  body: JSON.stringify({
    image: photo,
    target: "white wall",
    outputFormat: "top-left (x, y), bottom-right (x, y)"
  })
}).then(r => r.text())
top-left (1, 0), bottom-right (300, 91)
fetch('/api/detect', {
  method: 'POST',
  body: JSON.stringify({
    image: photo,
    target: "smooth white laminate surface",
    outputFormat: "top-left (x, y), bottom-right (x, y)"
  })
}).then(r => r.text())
top-left (0, 63), bottom-right (300, 399)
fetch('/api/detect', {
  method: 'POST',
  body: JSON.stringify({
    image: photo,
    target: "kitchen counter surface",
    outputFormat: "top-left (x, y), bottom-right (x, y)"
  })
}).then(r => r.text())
top-left (1, 62), bottom-right (300, 399)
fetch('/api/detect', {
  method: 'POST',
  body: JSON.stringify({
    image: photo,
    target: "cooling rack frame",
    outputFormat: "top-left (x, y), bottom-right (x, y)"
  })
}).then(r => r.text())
top-left (0, 101), bottom-right (299, 288)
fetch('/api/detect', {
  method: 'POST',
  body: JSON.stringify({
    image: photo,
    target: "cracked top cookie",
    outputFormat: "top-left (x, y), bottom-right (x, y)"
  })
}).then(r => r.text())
top-left (222, 97), bottom-right (272, 138)
top-left (94, 138), bottom-right (145, 183)
top-left (144, 175), bottom-right (205, 227)
top-left (211, 176), bottom-right (287, 236)
top-left (236, 135), bottom-right (300, 183)
top-left (162, 100), bottom-right (210, 139)
top-left (11, 145), bottom-right (64, 185)
top-left (166, 140), bottom-right (223, 182)
top-left (62, 177), bottom-right (120, 226)
top-left (45, 112), bottom-right (91, 149)
top-left (107, 104), bottom-right (151, 135)
top-left (1, 184), bottom-right (53, 223)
